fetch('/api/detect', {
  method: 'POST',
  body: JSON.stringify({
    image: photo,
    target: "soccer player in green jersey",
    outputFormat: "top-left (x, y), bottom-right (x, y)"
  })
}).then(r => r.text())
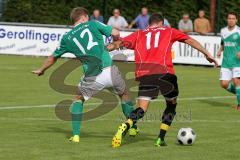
top-left (217, 12), bottom-right (240, 110)
top-left (32, 7), bottom-right (138, 142)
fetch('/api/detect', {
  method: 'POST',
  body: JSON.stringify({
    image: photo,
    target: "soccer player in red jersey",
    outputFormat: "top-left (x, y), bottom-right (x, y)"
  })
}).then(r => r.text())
top-left (109, 13), bottom-right (218, 147)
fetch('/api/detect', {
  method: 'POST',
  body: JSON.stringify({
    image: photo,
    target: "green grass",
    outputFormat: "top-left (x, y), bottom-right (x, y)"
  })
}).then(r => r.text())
top-left (0, 55), bottom-right (239, 160)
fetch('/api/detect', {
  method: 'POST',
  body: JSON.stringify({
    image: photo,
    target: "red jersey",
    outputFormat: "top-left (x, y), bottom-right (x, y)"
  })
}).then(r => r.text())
top-left (122, 27), bottom-right (190, 78)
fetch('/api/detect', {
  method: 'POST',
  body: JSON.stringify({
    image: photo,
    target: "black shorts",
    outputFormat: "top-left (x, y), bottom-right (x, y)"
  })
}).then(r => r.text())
top-left (137, 74), bottom-right (179, 100)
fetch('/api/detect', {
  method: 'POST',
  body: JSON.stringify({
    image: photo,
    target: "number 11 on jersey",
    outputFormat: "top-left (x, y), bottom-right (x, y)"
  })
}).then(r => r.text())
top-left (146, 31), bottom-right (160, 50)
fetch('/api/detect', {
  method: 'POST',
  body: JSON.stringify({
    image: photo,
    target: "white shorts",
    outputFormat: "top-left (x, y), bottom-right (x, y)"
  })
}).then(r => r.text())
top-left (78, 65), bottom-right (126, 101)
top-left (220, 67), bottom-right (240, 80)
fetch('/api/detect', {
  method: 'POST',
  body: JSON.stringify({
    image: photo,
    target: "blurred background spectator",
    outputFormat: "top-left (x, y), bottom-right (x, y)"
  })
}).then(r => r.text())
top-left (194, 10), bottom-right (211, 34)
top-left (2, 0), bottom-right (239, 34)
top-left (178, 13), bottom-right (193, 33)
top-left (159, 12), bottom-right (171, 27)
top-left (90, 9), bottom-right (104, 23)
top-left (128, 7), bottom-right (150, 29)
top-left (107, 9), bottom-right (128, 29)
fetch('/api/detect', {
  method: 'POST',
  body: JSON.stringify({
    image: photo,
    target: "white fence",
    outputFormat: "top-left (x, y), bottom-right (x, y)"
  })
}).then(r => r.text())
top-left (0, 22), bottom-right (222, 66)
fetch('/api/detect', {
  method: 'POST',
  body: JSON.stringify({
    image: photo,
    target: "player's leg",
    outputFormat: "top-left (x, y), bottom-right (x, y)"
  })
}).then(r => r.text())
top-left (112, 74), bottom-right (159, 147)
top-left (220, 80), bottom-right (235, 94)
top-left (69, 95), bottom-right (84, 143)
top-left (118, 89), bottom-right (139, 136)
top-left (69, 76), bottom-right (103, 143)
top-left (119, 89), bottom-right (134, 118)
top-left (112, 98), bottom-right (150, 148)
top-left (220, 68), bottom-right (235, 94)
top-left (155, 98), bottom-right (177, 147)
top-left (110, 65), bottom-right (135, 118)
top-left (155, 74), bottom-right (179, 147)
top-left (232, 68), bottom-right (240, 109)
top-left (110, 65), bottom-right (138, 136)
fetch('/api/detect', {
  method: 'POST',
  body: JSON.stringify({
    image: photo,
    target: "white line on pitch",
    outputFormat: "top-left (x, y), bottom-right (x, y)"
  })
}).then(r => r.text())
top-left (1, 117), bottom-right (240, 123)
top-left (0, 95), bottom-right (234, 110)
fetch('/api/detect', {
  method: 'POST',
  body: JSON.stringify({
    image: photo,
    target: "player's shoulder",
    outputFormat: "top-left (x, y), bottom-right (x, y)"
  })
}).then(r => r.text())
top-left (86, 20), bottom-right (95, 26)
top-left (220, 26), bottom-right (228, 34)
top-left (221, 26), bottom-right (228, 31)
top-left (89, 20), bottom-right (107, 27)
top-left (237, 26), bottom-right (240, 32)
top-left (168, 27), bottom-right (181, 34)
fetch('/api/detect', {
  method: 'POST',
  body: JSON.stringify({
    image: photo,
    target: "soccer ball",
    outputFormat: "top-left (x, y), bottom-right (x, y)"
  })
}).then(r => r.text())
top-left (177, 128), bottom-right (196, 145)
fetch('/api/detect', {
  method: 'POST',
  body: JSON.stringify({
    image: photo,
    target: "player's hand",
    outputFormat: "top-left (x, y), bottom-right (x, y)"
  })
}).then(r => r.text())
top-left (32, 69), bottom-right (44, 76)
top-left (237, 52), bottom-right (240, 59)
top-left (217, 50), bottom-right (222, 58)
top-left (206, 54), bottom-right (218, 67)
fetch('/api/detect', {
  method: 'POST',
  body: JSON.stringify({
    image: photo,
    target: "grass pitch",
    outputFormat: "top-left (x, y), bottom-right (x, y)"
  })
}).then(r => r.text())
top-left (0, 55), bottom-right (239, 160)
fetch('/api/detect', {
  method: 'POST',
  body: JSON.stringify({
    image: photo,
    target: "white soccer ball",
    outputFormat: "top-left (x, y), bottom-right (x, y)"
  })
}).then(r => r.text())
top-left (177, 128), bottom-right (196, 145)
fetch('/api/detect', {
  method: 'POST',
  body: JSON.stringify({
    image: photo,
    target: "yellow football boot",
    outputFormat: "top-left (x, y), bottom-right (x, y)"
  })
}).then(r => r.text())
top-left (112, 123), bottom-right (128, 148)
top-left (69, 135), bottom-right (80, 143)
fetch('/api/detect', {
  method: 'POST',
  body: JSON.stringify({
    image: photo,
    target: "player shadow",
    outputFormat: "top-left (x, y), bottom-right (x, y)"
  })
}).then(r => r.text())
top-left (174, 142), bottom-right (194, 147)
top-left (31, 127), bottom-right (72, 137)
top-left (35, 126), bottom-right (156, 144)
top-left (42, 127), bottom-right (112, 139)
top-left (197, 99), bottom-right (233, 108)
top-left (123, 132), bottom-right (156, 145)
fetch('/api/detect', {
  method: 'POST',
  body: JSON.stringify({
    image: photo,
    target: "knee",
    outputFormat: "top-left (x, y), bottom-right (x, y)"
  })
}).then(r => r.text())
top-left (166, 97), bottom-right (177, 105)
top-left (119, 89), bottom-right (129, 100)
top-left (233, 78), bottom-right (240, 86)
top-left (220, 81), bottom-right (229, 89)
top-left (73, 95), bottom-right (84, 102)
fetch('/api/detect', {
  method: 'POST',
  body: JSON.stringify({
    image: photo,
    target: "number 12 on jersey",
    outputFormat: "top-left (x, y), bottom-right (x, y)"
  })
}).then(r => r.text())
top-left (146, 31), bottom-right (160, 50)
top-left (73, 28), bottom-right (98, 54)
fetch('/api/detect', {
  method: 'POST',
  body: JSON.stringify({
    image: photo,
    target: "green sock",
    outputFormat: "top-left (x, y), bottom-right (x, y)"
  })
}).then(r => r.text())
top-left (236, 87), bottom-right (240, 106)
top-left (71, 101), bottom-right (83, 136)
top-left (121, 101), bottom-right (134, 118)
top-left (227, 82), bottom-right (236, 94)
top-left (121, 101), bottom-right (138, 128)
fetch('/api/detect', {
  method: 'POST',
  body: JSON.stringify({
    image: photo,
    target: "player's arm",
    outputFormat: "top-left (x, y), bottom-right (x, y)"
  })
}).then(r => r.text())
top-left (172, 28), bottom-right (218, 66)
top-left (32, 37), bottom-right (68, 76)
top-left (105, 28), bottom-right (121, 51)
top-left (32, 55), bottom-right (57, 76)
top-left (184, 38), bottom-right (218, 66)
top-left (237, 36), bottom-right (240, 59)
top-left (106, 31), bottom-right (138, 51)
top-left (111, 28), bottom-right (120, 41)
top-left (217, 37), bottom-right (224, 58)
top-left (106, 40), bottom-right (123, 51)
top-left (94, 20), bottom-right (120, 40)
top-left (217, 45), bottom-right (224, 58)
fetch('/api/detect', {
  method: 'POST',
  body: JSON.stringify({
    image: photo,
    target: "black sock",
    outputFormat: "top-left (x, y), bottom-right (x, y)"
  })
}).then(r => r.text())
top-left (130, 107), bottom-right (145, 124)
top-left (159, 102), bottom-right (177, 141)
top-left (125, 107), bottom-right (145, 130)
top-left (159, 130), bottom-right (167, 141)
top-left (125, 123), bottom-right (131, 130)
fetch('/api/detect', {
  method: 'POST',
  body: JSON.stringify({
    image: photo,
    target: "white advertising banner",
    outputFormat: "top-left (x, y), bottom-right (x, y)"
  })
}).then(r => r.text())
top-left (172, 35), bottom-right (222, 65)
top-left (0, 24), bottom-right (222, 65)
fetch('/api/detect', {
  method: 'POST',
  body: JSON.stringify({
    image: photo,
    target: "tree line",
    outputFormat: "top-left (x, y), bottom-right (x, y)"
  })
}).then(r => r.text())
top-left (2, 0), bottom-right (240, 32)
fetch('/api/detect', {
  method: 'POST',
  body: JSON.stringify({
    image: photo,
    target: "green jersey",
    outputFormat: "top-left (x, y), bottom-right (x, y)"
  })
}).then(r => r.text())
top-left (53, 20), bottom-right (113, 77)
top-left (221, 26), bottom-right (240, 68)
